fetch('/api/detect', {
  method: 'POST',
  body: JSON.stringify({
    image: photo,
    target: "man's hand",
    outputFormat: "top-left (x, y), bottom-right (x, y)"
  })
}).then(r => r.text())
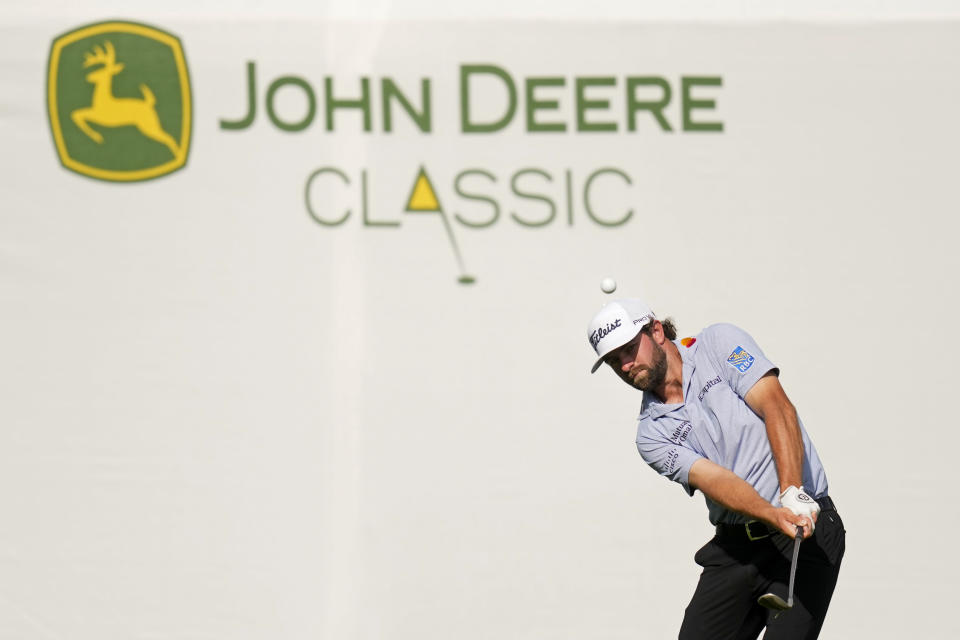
top-left (779, 485), bottom-right (820, 536)
top-left (769, 506), bottom-right (813, 539)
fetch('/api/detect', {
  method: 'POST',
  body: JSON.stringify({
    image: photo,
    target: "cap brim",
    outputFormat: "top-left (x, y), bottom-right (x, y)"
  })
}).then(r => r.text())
top-left (589, 328), bottom-right (642, 374)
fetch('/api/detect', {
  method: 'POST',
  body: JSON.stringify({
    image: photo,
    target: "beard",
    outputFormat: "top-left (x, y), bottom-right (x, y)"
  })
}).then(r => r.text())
top-left (629, 338), bottom-right (668, 391)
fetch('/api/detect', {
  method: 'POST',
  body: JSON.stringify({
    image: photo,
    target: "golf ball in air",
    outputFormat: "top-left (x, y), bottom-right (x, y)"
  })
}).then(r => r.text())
top-left (601, 277), bottom-right (617, 294)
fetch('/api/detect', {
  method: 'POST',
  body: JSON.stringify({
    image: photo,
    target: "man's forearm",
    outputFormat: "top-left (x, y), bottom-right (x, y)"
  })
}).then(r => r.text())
top-left (763, 401), bottom-right (804, 492)
top-left (689, 458), bottom-right (779, 525)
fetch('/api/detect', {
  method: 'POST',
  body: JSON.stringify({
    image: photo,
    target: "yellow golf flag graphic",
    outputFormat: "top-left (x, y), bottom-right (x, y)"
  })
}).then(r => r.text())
top-left (406, 169), bottom-right (442, 211)
top-left (405, 167), bottom-right (474, 284)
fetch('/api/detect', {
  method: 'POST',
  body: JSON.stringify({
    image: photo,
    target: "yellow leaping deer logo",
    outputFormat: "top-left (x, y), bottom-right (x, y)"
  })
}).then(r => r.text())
top-left (71, 41), bottom-right (180, 157)
top-left (47, 20), bottom-right (191, 182)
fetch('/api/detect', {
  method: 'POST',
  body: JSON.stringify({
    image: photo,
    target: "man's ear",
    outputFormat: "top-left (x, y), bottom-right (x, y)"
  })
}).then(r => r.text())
top-left (649, 320), bottom-right (665, 344)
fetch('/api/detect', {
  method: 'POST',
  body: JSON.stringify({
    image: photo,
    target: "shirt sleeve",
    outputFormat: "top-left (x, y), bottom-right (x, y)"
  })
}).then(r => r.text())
top-left (701, 323), bottom-right (778, 398)
top-left (636, 434), bottom-right (703, 496)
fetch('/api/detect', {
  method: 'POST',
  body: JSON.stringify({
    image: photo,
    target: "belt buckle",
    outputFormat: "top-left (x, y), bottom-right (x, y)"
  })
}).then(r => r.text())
top-left (745, 520), bottom-right (769, 541)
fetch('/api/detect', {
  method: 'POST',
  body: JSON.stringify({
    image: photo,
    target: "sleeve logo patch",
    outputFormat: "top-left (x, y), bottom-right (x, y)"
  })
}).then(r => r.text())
top-left (726, 346), bottom-right (755, 373)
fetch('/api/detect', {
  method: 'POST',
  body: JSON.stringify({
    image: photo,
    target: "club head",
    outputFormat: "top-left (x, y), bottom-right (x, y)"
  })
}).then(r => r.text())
top-left (757, 593), bottom-right (792, 611)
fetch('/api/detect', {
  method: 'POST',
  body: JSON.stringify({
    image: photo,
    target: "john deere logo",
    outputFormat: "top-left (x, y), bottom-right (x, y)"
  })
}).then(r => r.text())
top-left (47, 21), bottom-right (192, 182)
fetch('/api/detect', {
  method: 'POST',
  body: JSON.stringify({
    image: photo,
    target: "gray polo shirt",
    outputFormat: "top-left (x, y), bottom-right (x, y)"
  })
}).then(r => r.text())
top-left (635, 323), bottom-right (828, 525)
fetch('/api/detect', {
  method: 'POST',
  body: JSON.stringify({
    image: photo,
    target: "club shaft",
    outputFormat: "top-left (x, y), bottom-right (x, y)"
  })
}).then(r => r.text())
top-left (786, 527), bottom-right (802, 606)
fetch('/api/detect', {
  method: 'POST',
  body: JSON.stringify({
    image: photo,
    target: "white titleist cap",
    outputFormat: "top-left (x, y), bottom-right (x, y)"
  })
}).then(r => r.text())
top-left (587, 299), bottom-right (656, 373)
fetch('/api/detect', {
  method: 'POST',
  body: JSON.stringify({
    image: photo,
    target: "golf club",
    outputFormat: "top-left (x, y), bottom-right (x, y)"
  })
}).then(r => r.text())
top-left (758, 525), bottom-right (803, 611)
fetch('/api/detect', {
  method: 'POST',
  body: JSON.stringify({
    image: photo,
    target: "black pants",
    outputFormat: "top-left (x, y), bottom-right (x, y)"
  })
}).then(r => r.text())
top-left (678, 502), bottom-right (845, 640)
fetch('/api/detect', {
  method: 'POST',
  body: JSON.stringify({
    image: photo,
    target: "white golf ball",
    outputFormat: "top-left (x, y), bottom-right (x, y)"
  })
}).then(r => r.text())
top-left (601, 277), bottom-right (617, 294)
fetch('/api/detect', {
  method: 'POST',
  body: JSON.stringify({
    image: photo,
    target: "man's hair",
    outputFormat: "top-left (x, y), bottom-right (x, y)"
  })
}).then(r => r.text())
top-left (642, 317), bottom-right (678, 341)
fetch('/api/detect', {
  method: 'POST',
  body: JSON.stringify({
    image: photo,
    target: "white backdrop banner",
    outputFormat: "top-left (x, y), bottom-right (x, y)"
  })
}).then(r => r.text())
top-left (2, 17), bottom-right (959, 640)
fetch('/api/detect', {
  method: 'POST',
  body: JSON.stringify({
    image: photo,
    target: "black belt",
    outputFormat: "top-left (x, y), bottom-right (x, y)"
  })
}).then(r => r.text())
top-left (715, 496), bottom-right (836, 542)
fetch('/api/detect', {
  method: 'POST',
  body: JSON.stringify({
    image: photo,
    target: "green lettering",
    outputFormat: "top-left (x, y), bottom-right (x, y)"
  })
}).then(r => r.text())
top-left (525, 77), bottom-right (566, 133)
top-left (362, 170), bottom-right (399, 227)
top-left (305, 168), bottom-right (351, 226)
top-left (382, 78), bottom-right (431, 132)
top-left (510, 169), bottom-right (556, 227)
top-left (460, 64), bottom-right (517, 133)
top-left (220, 61), bottom-right (257, 130)
top-left (266, 76), bottom-right (316, 132)
top-left (454, 170), bottom-right (500, 228)
top-left (575, 77), bottom-right (617, 132)
top-left (584, 168), bottom-right (633, 227)
top-left (325, 77), bottom-right (372, 132)
top-left (626, 77), bottom-right (673, 132)
top-left (681, 76), bottom-right (723, 132)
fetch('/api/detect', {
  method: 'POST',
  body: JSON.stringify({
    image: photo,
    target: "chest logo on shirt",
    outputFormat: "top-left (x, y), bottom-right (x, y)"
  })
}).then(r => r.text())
top-left (698, 376), bottom-right (722, 401)
top-left (726, 346), bottom-right (755, 373)
top-left (669, 421), bottom-right (692, 445)
top-left (681, 337), bottom-right (696, 347)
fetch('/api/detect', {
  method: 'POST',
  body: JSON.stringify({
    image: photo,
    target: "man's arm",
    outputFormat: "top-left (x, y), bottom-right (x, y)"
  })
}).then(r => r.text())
top-left (743, 371), bottom-right (819, 532)
top-left (688, 457), bottom-right (812, 538)
top-left (744, 372), bottom-right (805, 493)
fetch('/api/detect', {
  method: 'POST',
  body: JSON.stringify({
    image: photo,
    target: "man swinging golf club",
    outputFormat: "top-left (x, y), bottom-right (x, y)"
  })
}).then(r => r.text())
top-left (588, 299), bottom-right (845, 639)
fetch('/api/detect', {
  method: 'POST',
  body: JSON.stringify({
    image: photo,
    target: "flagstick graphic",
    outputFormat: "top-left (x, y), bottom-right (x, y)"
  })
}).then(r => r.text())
top-left (405, 166), bottom-right (476, 285)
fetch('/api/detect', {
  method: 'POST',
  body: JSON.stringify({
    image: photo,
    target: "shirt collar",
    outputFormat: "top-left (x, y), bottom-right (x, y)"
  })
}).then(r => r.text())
top-left (680, 337), bottom-right (698, 396)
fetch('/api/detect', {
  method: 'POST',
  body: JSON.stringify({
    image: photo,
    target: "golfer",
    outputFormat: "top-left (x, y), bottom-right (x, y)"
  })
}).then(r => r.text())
top-left (588, 299), bottom-right (844, 640)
